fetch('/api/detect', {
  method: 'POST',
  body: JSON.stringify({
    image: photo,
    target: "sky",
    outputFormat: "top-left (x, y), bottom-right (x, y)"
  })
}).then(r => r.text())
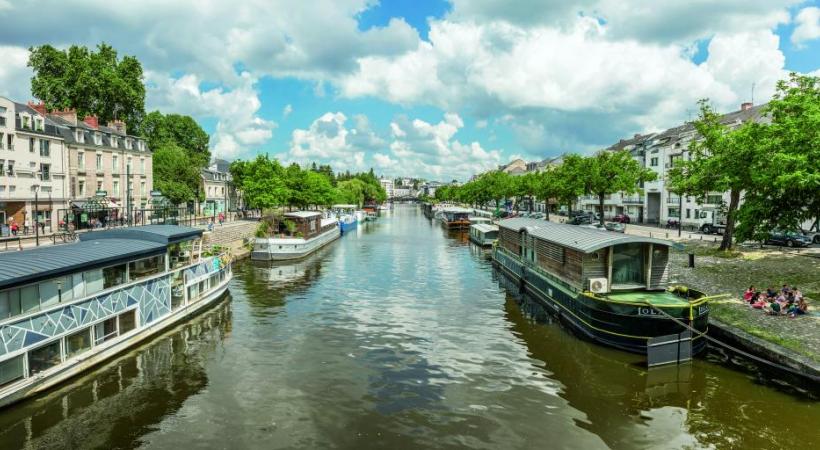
top-left (1, 0), bottom-right (819, 181)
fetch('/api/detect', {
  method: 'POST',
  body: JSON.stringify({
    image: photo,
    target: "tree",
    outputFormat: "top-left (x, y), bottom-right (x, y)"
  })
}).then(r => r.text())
top-left (28, 43), bottom-right (145, 128)
top-left (336, 179), bottom-right (367, 207)
top-left (152, 144), bottom-right (200, 205)
top-left (514, 173), bottom-right (540, 212)
top-left (668, 100), bottom-right (760, 250)
top-left (734, 74), bottom-right (820, 242)
top-left (534, 170), bottom-right (561, 221)
top-left (581, 150), bottom-right (656, 226)
top-left (239, 155), bottom-right (288, 210)
top-left (479, 171), bottom-right (513, 214)
top-left (551, 155), bottom-right (586, 216)
top-left (139, 111), bottom-right (210, 167)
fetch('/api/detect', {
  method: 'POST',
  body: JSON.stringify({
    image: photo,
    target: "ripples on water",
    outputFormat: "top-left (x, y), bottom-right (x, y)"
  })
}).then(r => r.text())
top-left (0, 205), bottom-right (816, 450)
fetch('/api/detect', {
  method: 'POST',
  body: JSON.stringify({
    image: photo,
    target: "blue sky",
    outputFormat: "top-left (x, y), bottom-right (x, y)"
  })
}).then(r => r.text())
top-left (1, 0), bottom-right (819, 180)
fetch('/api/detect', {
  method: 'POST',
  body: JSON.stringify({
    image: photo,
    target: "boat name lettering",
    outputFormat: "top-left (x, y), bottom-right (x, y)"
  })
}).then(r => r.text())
top-left (637, 307), bottom-right (662, 316)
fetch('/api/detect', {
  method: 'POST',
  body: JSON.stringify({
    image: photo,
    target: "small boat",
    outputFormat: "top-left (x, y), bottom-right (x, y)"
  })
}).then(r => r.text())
top-left (440, 207), bottom-right (472, 230)
top-left (0, 225), bottom-right (232, 408)
top-left (252, 211), bottom-right (339, 261)
top-left (332, 204), bottom-right (359, 233)
top-left (469, 223), bottom-right (499, 246)
top-left (378, 202), bottom-right (392, 211)
top-left (492, 218), bottom-right (710, 357)
top-left (364, 211), bottom-right (379, 222)
top-left (468, 216), bottom-right (493, 225)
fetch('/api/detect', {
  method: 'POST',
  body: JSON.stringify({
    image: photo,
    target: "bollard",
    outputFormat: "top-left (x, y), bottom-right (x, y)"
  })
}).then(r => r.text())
top-left (688, 253), bottom-right (695, 268)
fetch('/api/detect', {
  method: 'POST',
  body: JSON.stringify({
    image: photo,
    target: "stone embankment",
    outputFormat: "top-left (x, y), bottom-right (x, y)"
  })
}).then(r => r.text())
top-left (202, 220), bottom-right (258, 260)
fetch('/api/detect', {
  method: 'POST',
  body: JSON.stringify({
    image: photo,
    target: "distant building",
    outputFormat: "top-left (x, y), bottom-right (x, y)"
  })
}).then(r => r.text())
top-left (200, 159), bottom-right (235, 215)
top-left (379, 177), bottom-right (394, 198)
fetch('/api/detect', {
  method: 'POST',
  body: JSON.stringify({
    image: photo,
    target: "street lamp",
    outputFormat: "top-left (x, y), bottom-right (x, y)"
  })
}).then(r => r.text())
top-left (33, 184), bottom-right (40, 246)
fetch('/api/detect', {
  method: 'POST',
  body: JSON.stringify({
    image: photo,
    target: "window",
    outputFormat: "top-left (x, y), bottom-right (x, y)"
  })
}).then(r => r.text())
top-left (94, 132), bottom-right (102, 145)
top-left (0, 116), bottom-right (5, 127)
top-left (706, 194), bottom-right (723, 205)
top-left (39, 163), bottom-right (50, 181)
top-left (140, 181), bottom-right (146, 196)
top-left (78, 179), bottom-right (85, 197)
top-left (94, 317), bottom-right (118, 344)
top-left (8, 185), bottom-right (15, 193)
top-left (125, 139), bottom-right (132, 150)
top-left (0, 132), bottom-right (3, 149)
top-left (96, 154), bottom-right (103, 171)
top-left (102, 264), bottom-right (127, 289)
top-left (78, 152), bottom-right (85, 168)
top-left (113, 180), bottom-right (120, 196)
top-left (35, 118), bottom-right (43, 131)
top-left (0, 289), bottom-right (22, 319)
top-left (65, 328), bottom-right (92, 358)
top-left (686, 209), bottom-right (691, 219)
top-left (650, 157), bottom-right (658, 167)
top-left (29, 137), bottom-right (35, 152)
top-left (96, 181), bottom-right (103, 192)
top-left (6, 160), bottom-right (12, 176)
top-left (127, 157), bottom-right (132, 172)
top-left (0, 354), bottom-right (24, 387)
top-left (28, 341), bottom-right (61, 375)
top-left (22, 116), bottom-right (30, 129)
top-left (128, 255), bottom-right (164, 281)
top-left (0, 160), bottom-right (4, 176)
top-left (20, 285), bottom-right (39, 313)
top-left (84, 269), bottom-right (104, 295)
top-left (6, 134), bottom-right (11, 150)
top-left (118, 310), bottom-right (137, 334)
top-left (39, 139), bottom-right (50, 157)
top-left (140, 159), bottom-right (145, 173)
top-left (111, 136), bottom-right (118, 148)
top-left (112, 155), bottom-right (118, 171)
top-left (612, 243), bottom-right (646, 286)
top-left (668, 207), bottom-right (680, 218)
top-left (76, 130), bottom-right (84, 143)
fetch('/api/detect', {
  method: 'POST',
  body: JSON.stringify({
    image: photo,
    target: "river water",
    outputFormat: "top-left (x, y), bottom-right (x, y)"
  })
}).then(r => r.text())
top-left (0, 205), bottom-right (817, 449)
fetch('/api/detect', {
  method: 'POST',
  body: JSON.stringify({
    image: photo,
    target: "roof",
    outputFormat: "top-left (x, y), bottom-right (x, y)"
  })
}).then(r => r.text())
top-left (442, 207), bottom-right (473, 213)
top-left (284, 211), bottom-right (322, 219)
top-left (13, 102), bottom-right (64, 138)
top-left (498, 218), bottom-right (671, 253)
top-left (332, 204), bottom-right (358, 209)
top-left (0, 238), bottom-right (166, 291)
top-left (471, 224), bottom-right (498, 233)
top-left (79, 225), bottom-right (202, 245)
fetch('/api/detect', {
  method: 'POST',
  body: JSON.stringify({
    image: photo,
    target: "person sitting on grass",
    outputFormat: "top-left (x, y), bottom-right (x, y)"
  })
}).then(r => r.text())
top-left (767, 298), bottom-right (782, 316)
top-left (766, 286), bottom-right (777, 299)
top-left (793, 287), bottom-right (803, 302)
top-left (789, 298), bottom-right (809, 318)
top-left (751, 293), bottom-right (767, 310)
top-left (743, 286), bottom-right (755, 302)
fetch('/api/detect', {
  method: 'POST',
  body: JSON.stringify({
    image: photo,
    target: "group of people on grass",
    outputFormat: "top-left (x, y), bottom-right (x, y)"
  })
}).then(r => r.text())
top-left (744, 285), bottom-right (809, 318)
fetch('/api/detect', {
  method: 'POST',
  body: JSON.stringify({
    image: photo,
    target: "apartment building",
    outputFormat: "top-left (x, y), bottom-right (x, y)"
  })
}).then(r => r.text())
top-left (48, 109), bottom-right (152, 218)
top-left (201, 159), bottom-right (234, 215)
top-left (379, 177), bottom-right (394, 198)
top-left (0, 98), bottom-right (69, 232)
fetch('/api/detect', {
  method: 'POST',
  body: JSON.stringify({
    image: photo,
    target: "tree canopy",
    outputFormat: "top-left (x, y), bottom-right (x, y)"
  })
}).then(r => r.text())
top-left (28, 43), bottom-right (145, 128)
top-left (582, 150), bottom-right (656, 225)
top-left (139, 111), bottom-right (210, 167)
top-left (152, 144), bottom-right (201, 205)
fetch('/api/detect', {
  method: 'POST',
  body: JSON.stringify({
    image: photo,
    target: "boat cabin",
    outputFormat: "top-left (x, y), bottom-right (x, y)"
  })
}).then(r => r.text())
top-left (497, 218), bottom-right (671, 293)
top-left (468, 216), bottom-right (493, 225)
top-left (469, 223), bottom-right (499, 247)
top-left (441, 207), bottom-right (472, 230)
top-left (263, 211), bottom-right (336, 240)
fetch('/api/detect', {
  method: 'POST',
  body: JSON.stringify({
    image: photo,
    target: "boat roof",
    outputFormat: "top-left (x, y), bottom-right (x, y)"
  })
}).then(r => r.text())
top-left (0, 238), bottom-right (166, 291)
top-left (498, 218), bottom-right (671, 253)
top-left (442, 207), bottom-right (473, 213)
top-left (332, 204), bottom-right (357, 209)
top-left (78, 225), bottom-right (202, 245)
top-left (284, 211), bottom-right (322, 219)
top-left (469, 216), bottom-right (492, 223)
top-left (471, 224), bottom-right (499, 233)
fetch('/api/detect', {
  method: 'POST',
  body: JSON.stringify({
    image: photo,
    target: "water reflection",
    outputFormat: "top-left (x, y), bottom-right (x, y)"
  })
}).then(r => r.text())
top-left (0, 299), bottom-right (231, 450)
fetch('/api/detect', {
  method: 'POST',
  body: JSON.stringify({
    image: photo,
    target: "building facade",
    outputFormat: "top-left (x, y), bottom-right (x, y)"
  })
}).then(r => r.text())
top-left (0, 98), bottom-right (70, 233)
top-left (379, 178), bottom-right (394, 199)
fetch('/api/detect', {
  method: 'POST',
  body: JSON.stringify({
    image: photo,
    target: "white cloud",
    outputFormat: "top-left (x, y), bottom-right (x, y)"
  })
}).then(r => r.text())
top-left (285, 112), bottom-right (370, 173)
top-left (282, 104), bottom-right (292, 117)
top-left (0, 46), bottom-right (32, 101)
top-left (792, 6), bottom-right (820, 46)
top-left (146, 71), bottom-right (276, 159)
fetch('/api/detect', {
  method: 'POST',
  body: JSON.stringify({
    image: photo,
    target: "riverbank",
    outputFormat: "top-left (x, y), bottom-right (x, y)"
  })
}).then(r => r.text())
top-left (669, 242), bottom-right (820, 377)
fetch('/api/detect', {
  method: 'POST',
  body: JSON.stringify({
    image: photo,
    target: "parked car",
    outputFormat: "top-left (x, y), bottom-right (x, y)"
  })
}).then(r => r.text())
top-left (530, 212), bottom-right (545, 220)
top-left (612, 213), bottom-right (631, 224)
top-left (766, 230), bottom-right (812, 248)
top-left (568, 215), bottom-right (593, 225)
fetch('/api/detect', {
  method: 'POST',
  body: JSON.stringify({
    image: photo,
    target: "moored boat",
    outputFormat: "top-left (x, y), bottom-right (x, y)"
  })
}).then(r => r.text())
top-left (251, 211), bottom-right (339, 261)
top-left (332, 204), bottom-right (359, 233)
top-left (492, 218), bottom-right (710, 356)
top-left (440, 207), bottom-right (472, 230)
top-left (0, 225), bottom-right (232, 408)
top-left (468, 216), bottom-right (493, 225)
top-left (469, 223), bottom-right (499, 247)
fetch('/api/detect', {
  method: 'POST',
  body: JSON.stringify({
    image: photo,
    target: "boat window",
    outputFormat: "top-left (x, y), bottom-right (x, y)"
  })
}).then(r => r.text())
top-left (128, 255), bottom-right (165, 281)
top-left (20, 285), bottom-right (39, 313)
top-left (65, 328), bottom-right (92, 358)
top-left (0, 289), bottom-right (22, 319)
top-left (188, 283), bottom-right (200, 302)
top-left (28, 340), bottom-right (62, 375)
top-left (103, 264), bottom-right (127, 289)
top-left (39, 279), bottom-right (60, 308)
top-left (171, 271), bottom-right (184, 310)
top-left (168, 242), bottom-right (192, 269)
top-left (85, 269), bottom-right (104, 295)
top-left (94, 317), bottom-right (118, 344)
top-left (0, 354), bottom-right (25, 387)
top-left (118, 310), bottom-right (137, 334)
top-left (612, 243), bottom-right (646, 286)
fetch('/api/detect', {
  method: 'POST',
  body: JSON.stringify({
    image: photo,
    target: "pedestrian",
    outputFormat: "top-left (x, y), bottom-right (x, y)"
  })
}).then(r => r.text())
top-left (208, 218), bottom-right (214, 231)
top-left (218, 211), bottom-right (225, 226)
top-left (10, 220), bottom-right (18, 236)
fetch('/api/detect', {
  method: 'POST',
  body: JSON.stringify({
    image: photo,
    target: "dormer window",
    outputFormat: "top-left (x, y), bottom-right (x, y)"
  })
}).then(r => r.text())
top-left (125, 138), bottom-right (132, 150)
top-left (94, 132), bottom-right (102, 145)
top-left (34, 117), bottom-right (44, 131)
top-left (111, 136), bottom-right (118, 148)
top-left (22, 115), bottom-right (30, 129)
top-left (76, 130), bottom-right (85, 143)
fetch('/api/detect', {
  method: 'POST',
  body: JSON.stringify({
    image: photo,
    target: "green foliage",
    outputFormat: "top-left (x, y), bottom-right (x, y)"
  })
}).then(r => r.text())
top-left (238, 155), bottom-right (289, 209)
top-left (139, 111), bottom-right (210, 167)
top-left (28, 43), bottom-right (145, 128)
top-left (582, 149), bottom-right (656, 225)
top-left (152, 143), bottom-right (200, 205)
top-left (336, 179), bottom-right (367, 207)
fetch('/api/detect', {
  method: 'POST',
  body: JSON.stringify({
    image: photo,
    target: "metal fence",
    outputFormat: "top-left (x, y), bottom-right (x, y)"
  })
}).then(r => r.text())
top-left (55, 206), bottom-right (256, 232)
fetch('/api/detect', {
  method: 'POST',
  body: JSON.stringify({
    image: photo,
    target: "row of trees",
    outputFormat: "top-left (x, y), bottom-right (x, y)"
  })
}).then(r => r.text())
top-left (28, 43), bottom-right (212, 206)
top-left (229, 155), bottom-right (387, 210)
top-left (669, 73), bottom-right (820, 250)
top-left (436, 151), bottom-right (654, 225)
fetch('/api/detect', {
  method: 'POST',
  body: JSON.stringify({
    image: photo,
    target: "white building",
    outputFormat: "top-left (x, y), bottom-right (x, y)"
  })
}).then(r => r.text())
top-left (379, 177), bottom-right (394, 199)
top-left (0, 98), bottom-right (70, 233)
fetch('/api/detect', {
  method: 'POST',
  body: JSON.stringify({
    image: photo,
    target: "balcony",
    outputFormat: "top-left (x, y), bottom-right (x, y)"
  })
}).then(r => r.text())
top-left (622, 195), bottom-right (644, 204)
top-left (667, 195), bottom-right (681, 204)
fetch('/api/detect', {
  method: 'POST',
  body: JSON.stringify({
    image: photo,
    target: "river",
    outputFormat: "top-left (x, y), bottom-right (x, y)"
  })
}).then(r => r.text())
top-left (0, 204), bottom-right (816, 449)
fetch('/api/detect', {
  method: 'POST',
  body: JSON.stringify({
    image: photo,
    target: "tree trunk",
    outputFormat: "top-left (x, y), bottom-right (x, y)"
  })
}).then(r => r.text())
top-left (598, 193), bottom-right (605, 226)
top-left (544, 198), bottom-right (550, 221)
top-left (720, 188), bottom-right (740, 251)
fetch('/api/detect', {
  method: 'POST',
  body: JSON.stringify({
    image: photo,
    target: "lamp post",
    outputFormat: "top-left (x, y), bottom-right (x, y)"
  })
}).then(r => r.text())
top-left (33, 185), bottom-right (39, 246)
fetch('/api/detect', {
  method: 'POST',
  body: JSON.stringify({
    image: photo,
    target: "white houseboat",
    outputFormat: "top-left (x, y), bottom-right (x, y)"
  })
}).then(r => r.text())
top-left (251, 211), bottom-right (339, 261)
top-left (469, 223), bottom-right (499, 247)
top-left (0, 225), bottom-right (232, 408)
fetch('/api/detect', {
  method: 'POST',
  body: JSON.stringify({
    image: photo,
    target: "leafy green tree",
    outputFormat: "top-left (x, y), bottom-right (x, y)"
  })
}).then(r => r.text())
top-left (140, 111), bottom-right (210, 167)
top-left (152, 144), bottom-right (200, 205)
top-left (534, 170), bottom-right (562, 221)
top-left (336, 179), bottom-right (367, 207)
top-left (479, 171), bottom-right (513, 214)
top-left (582, 150), bottom-right (656, 226)
top-left (734, 73), bottom-right (820, 242)
top-left (28, 43), bottom-right (145, 128)
top-left (550, 154), bottom-right (586, 216)
top-left (668, 100), bottom-right (759, 250)
top-left (240, 155), bottom-right (288, 210)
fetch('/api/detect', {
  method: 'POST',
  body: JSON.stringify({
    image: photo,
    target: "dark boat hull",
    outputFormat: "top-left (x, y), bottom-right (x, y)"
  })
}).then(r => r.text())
top-left (493, 248), bottom-right (709, 355)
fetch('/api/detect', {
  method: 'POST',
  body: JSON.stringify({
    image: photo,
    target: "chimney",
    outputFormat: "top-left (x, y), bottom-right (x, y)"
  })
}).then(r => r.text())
top-left (27, 101), bottom-right (46, 116)
top-left (740, 102), bottom-right (753, 111)
top-left (51, 108), bottom-right (78, 126)
top-left (83, 115), bottom-right (99, 129)
top-left (107, 119), bottom-right (127, 135)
